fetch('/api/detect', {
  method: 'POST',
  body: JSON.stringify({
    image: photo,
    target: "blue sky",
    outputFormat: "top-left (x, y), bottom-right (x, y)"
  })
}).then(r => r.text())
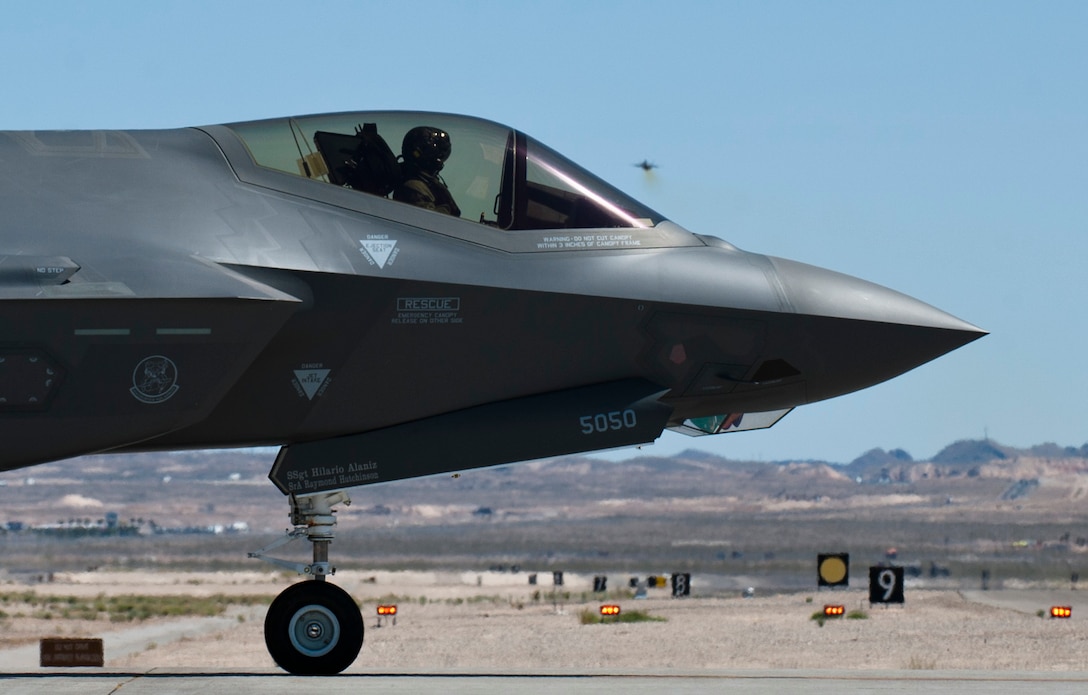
top-left (2, 1), bottom-right (1085, 463)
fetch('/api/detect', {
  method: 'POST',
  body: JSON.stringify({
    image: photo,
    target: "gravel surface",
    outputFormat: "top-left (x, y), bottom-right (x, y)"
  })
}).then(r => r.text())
top-left (2, 571), bottom-right (1086, 673)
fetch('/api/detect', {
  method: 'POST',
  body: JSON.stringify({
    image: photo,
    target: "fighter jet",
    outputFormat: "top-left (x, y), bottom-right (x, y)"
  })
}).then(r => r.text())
top-left (0, 110), bottom-right (983, 674)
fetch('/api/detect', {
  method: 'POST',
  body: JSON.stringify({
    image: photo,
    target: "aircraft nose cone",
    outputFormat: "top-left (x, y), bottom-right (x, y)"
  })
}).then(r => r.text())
top-left (766, 256), bottom-right (986, 403)
top-left (769, 256), bottom-right (984, 335)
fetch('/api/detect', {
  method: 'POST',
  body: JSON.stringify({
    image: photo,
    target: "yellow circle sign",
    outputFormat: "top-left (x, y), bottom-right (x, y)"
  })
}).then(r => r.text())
top-left (819, 555), bottom-right (847, 584)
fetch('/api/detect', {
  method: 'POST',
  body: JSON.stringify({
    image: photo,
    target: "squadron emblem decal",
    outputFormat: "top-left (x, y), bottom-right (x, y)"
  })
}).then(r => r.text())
top-left (130, 355), bottom-right (179, 404)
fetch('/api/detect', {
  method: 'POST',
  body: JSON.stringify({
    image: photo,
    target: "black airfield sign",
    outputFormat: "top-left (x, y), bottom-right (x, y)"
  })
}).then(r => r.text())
top-left (869, 566), bottom-right (905, 604)
top-left (671, 573), bottom-right (691, 597)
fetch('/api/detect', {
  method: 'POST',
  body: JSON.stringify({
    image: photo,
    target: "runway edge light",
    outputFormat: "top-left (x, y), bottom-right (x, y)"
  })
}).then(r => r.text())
top-left (1050, 606), bottom-right (1072, 619)
top-left (600, 604), bottom-right (621, 617)
top-left (377, 604), bottom-right (397, 616)
top-left (823, 604), bottom-right (845, 617)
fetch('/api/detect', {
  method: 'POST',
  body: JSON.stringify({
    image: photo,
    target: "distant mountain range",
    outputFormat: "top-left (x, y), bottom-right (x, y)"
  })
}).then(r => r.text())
top-left (4, 437), bottom-right (1088, 544)
top-left (659, 438), bottom-right (1088, 487)
top-left (842, 439), bottom-right (1088, 469)
top-left (716, 438), bottom-right (1088, 471)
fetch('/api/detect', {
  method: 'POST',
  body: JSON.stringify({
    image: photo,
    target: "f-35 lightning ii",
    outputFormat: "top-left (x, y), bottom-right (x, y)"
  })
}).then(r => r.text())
top-left (0, 111), bottom-right (984, 673)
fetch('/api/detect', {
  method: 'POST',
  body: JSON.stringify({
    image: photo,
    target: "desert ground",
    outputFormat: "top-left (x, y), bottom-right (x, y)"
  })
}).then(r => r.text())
top-left (1, 569), bottom-right (1086, 673)
top-left (4, 447), bottom-right (1088, 674)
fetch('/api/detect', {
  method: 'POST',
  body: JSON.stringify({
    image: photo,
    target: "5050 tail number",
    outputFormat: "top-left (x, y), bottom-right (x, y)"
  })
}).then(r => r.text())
top-left (580, 409), bottom-right (638, 435)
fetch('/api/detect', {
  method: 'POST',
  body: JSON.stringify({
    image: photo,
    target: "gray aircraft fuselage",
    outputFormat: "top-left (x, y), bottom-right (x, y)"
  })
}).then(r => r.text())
top-left (0, 112), bottom-right (984, 492)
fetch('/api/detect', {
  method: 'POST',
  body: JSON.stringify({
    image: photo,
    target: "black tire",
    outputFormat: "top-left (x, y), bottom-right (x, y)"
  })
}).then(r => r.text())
top-left (264, 581), bottom-right (363, 675)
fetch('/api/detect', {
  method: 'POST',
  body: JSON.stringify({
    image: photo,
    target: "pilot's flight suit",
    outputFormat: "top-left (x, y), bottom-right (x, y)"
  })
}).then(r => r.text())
top-left (394, 168), bottom-right (461, 217)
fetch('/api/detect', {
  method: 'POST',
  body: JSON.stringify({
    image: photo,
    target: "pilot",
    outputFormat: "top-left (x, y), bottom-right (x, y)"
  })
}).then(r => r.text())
top-left (394, 126), bottom-right (461, 217)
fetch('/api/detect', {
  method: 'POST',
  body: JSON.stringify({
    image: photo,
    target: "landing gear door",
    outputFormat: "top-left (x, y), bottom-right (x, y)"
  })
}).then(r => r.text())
top-left (269, 379), bottom-right (673, 496)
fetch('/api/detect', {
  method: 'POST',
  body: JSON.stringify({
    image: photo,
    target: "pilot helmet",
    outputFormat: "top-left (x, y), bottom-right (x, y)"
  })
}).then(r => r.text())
top-left (402, 126), bottom-right (452, 173)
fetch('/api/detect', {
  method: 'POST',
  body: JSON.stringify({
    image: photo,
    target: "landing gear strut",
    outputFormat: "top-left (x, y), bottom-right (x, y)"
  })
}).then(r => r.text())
top-left (249, 491), bottom-right (363, 675)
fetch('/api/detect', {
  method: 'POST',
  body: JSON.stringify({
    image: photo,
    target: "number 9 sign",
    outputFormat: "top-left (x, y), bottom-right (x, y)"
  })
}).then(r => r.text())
top-left (868, 566), bottom-right (904, 604)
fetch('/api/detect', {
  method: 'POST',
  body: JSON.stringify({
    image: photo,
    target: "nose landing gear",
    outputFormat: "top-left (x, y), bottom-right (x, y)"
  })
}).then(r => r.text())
top-left (249, 491), bottom-right (363, 675)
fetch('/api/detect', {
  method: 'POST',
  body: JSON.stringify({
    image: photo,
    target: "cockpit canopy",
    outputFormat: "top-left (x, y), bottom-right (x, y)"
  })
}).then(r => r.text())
top-left (228, 111), bottom-right (664, 231)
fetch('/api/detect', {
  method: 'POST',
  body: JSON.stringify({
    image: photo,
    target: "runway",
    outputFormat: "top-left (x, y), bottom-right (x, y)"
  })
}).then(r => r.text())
top-left (4, 669), bottom-right (1088, 694)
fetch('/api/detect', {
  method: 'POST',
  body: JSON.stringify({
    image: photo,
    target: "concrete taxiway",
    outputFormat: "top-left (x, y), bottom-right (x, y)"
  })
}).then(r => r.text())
top-left (4, 670), bottom-right (1088, 695)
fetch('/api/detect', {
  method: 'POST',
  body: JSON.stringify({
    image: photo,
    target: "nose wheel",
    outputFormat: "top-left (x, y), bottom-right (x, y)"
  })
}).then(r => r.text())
top-left (249, 491), bottom-right (363, 675)
top-left (264, 580), bottom-right (363, 675)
